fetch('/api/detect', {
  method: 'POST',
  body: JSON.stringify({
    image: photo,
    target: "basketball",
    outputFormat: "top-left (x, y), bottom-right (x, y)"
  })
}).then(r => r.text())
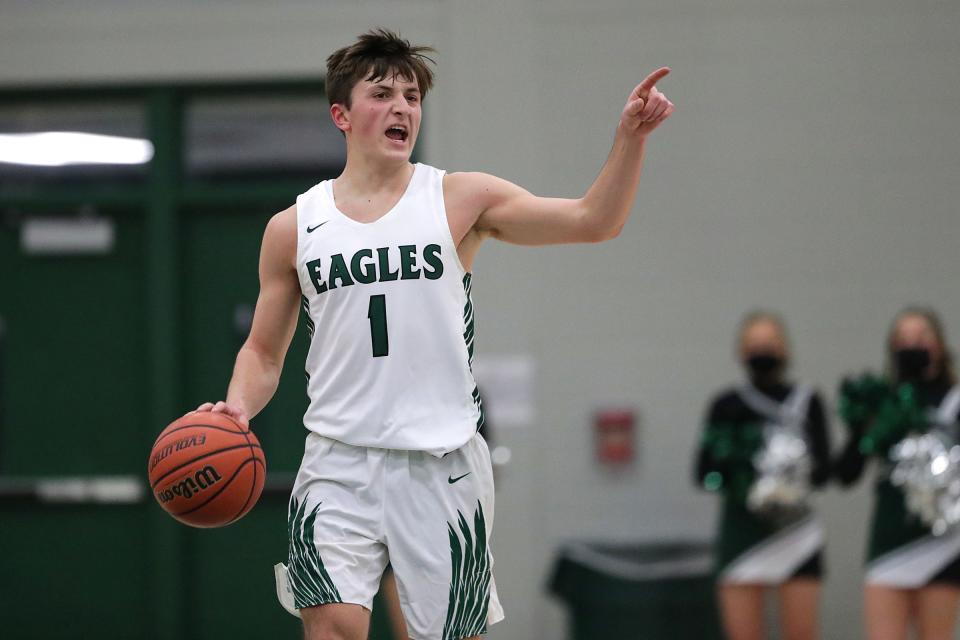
top-left (148, 412), bottom-right (266, 528)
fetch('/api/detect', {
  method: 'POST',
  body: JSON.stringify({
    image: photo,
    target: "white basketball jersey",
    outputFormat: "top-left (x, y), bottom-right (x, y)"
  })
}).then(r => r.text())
top-left (295, 163), bottom-right (484, 455)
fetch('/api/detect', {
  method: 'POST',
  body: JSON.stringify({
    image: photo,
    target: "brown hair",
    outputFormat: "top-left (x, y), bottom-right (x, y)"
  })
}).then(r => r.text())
top-left (887, 306), bottom-right (956, 383)
top-left (737, 309), bottom-right (791, 357)
top-left (325, 29), bottom-right (436, 109)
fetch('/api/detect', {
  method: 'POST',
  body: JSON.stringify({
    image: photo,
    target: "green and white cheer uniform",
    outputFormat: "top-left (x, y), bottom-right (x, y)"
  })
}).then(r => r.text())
top-left (696, 382), bottom-right (831, 584)
top-left (837, 378), bottom-right (960, 588)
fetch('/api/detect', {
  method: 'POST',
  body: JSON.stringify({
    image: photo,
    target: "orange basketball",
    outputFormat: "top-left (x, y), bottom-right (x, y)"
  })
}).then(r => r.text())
top-left (148, 411), bottom-right (266, 528)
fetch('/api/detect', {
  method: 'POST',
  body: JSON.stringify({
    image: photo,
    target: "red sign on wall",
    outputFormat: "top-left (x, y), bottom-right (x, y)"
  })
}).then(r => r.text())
top-left (594, 409), bottom-right (635, 465)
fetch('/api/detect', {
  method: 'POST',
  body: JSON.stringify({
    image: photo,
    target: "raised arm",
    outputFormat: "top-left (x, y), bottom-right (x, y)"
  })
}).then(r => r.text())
top-left (194, 206), bottom-right (301, 426)
top-left (446, 67), bottom-right (673, 251)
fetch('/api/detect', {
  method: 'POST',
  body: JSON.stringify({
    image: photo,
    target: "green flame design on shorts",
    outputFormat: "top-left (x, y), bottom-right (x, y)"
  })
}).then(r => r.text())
top-left (443, 500), bottom-right (491, 639)
top-left (287, 494), bottom-right (342, 608)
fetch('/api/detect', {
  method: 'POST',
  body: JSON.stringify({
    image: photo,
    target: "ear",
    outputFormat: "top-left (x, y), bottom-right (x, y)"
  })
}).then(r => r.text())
top-left (330, 103), bottom-right (351, 133)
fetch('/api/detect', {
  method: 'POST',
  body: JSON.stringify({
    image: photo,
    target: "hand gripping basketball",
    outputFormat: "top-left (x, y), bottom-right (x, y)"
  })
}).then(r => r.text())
top-left (148, 411), bottom-right (266, 527)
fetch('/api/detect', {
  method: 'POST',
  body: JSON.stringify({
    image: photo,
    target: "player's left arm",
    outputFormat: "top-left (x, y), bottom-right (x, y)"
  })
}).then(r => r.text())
top-left (463, 67), bottom-right (673, 246)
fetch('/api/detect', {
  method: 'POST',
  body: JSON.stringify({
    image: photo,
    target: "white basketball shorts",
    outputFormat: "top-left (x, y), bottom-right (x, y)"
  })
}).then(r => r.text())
top-left (274, 431), bottom-right (503, 640)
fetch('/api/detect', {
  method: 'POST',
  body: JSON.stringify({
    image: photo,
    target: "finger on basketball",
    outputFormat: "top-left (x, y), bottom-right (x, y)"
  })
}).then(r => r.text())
top-left (195, 402), bottom-right (214, 412)
top-left (211, 402), bottom-right (249, 427)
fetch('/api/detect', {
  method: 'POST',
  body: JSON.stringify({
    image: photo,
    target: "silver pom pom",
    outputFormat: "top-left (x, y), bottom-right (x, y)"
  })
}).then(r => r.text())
top-left (890, 431), bottom-right (960, 536)
top-left (747, 424), bottom-right (812, 516)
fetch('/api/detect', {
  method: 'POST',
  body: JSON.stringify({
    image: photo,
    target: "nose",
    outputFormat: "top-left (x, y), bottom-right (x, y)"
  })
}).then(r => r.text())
top-left (392, 94), bottom-right (410, 114)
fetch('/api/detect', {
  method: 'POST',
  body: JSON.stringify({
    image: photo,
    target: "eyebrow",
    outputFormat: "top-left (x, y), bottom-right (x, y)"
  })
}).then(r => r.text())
top-left (370, 84), bottom-right (420, 94)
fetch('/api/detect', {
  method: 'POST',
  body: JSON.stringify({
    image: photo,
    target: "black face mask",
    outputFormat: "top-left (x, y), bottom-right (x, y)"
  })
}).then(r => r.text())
top-left (895, 348), bottom-right (931, 380)
top-left (746, 354), bottom-right (783, 378)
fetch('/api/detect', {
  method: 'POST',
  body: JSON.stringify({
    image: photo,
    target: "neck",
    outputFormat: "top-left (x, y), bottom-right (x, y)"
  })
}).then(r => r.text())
top-left (337, 148), bottom-right (414, 194)
top-left (750, 375), bottom-right (784, 391)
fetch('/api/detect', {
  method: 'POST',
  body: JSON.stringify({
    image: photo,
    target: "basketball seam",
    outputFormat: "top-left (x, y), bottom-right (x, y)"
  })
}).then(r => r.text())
top-left (227, 458), bottom-right (266, 525)
top-left (171, 457), bottom-right (261, 519)
top-left (149, 443), bottom-right (262, 489)
top-left (151, 422), bottom-right (248, 448)
top-left (230, 427), bottom-right (262, 524)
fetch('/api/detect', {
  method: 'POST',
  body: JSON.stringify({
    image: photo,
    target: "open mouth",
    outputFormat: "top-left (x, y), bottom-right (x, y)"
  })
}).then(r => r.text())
top-left (385, 126), bottom-right (408, 143)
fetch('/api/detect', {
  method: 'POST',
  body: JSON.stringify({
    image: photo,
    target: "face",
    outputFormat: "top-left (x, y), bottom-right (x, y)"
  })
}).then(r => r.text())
top-left (331, 73), bottom-right (422, 162)
top-left (739, 318), bottom-right (789, 363)
top-left (891, 313), bottom-right (943, 372)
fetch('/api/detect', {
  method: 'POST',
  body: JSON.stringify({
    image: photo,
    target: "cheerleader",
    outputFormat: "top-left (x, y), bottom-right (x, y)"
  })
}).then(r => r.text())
top-left (696, 311), bottom-right (831, 640)
top-left (835, 307), bottom-right (960, 640)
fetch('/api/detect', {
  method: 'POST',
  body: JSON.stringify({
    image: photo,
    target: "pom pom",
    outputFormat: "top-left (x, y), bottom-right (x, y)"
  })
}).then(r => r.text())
top-left (747, 425), bottom-right (812, 518)
top-left (890, 431), bottom-right (960, 536)
top-left (838, 373), bottom-right (890, 426)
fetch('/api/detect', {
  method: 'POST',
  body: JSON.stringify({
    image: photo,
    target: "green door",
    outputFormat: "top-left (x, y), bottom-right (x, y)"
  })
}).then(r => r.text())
top-left (0, 209), bottom-right (153, 639)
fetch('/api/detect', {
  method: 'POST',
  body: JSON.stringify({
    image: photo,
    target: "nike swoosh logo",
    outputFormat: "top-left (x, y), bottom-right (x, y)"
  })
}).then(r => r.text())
top-left (448, 472), bottom-right (471, 484)
top-left (306, 221), bottom-right (328, 233)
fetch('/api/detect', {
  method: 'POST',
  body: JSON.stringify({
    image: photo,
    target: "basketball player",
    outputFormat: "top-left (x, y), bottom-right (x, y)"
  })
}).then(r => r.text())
top-left (194, 28), bottom-right (672, 640)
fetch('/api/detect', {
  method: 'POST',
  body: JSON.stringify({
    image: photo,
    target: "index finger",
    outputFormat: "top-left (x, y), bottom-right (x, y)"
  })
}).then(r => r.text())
top-left (634, 67), bottom-right (671, 96)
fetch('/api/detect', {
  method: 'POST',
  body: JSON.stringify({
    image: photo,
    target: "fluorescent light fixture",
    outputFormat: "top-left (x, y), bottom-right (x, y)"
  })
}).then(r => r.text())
top-left (0, 131), bottom-right (153, 166)
top-left (36, 476), bottom-right (145, 504)
top-left (21, 216), bottom-right (115, 255)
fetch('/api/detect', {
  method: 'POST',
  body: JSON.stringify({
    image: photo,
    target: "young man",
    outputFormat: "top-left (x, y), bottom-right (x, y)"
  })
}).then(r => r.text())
top-left (195, 28), bottom-right (672, 640)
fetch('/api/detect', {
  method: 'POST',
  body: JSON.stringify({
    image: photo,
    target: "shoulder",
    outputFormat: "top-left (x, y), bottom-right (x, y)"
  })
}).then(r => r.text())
top-left (443, 172), bottom-right (512, 242)
top-left (707, 387), bottom-right (744, 415)
top-left (443, 171), bottom-right (524, 201)
top-left (261, 204), bottom-right (298, 270)
top-left (265, 204), bottom-right (297, 239)
top-left (443, 171), bottom-right (499, 200)
top-left (443, 171), bottom-right (530, 234)
top-left (806, 387), bottom-right (826, 407)
top-left (927, 380), bottom-right (957, 405)
top-left (787, 381), bottom-right (824, 405)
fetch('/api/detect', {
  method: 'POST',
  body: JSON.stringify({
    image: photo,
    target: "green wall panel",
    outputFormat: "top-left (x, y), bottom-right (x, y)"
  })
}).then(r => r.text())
top-left (0, 505), bottom-right (151, 639)
top-left (178, 207), bottom-right (309, 474)
top-left (181, 501), bottom-right (302, 638)
top-left (0, 212), bottom-right (148, 475)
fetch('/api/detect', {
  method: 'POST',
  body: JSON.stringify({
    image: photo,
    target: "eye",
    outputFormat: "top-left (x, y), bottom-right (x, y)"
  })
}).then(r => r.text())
top-left (406, 95), bottom-right (419, 104)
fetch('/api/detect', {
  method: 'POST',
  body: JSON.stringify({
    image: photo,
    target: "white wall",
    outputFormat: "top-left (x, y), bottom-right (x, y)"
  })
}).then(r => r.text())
top-left (4, 1), bottom-right (959, 638)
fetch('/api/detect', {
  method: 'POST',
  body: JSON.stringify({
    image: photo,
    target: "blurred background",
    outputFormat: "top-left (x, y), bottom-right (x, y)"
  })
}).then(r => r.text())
top-left (0, 0), bottom-right (958, 638)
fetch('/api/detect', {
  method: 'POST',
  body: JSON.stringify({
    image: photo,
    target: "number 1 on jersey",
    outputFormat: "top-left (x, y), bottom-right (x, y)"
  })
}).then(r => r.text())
top-left (367, 294), bottom-right (389, 357)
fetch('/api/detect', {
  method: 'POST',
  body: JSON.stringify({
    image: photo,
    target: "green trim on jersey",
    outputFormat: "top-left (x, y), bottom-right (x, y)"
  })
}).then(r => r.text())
top-left (301, 294), bottom-right (315, 384)
top-left (443, 500), bottom-right (491, 640)
top-left (462, 274), bottom-right (475, 362)
top-left (287, 495), bottom-right (342, 608)
top-left (462, 274), bottom-right (485, 432)
top-left (300, 294), bottom-right (316, 339)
